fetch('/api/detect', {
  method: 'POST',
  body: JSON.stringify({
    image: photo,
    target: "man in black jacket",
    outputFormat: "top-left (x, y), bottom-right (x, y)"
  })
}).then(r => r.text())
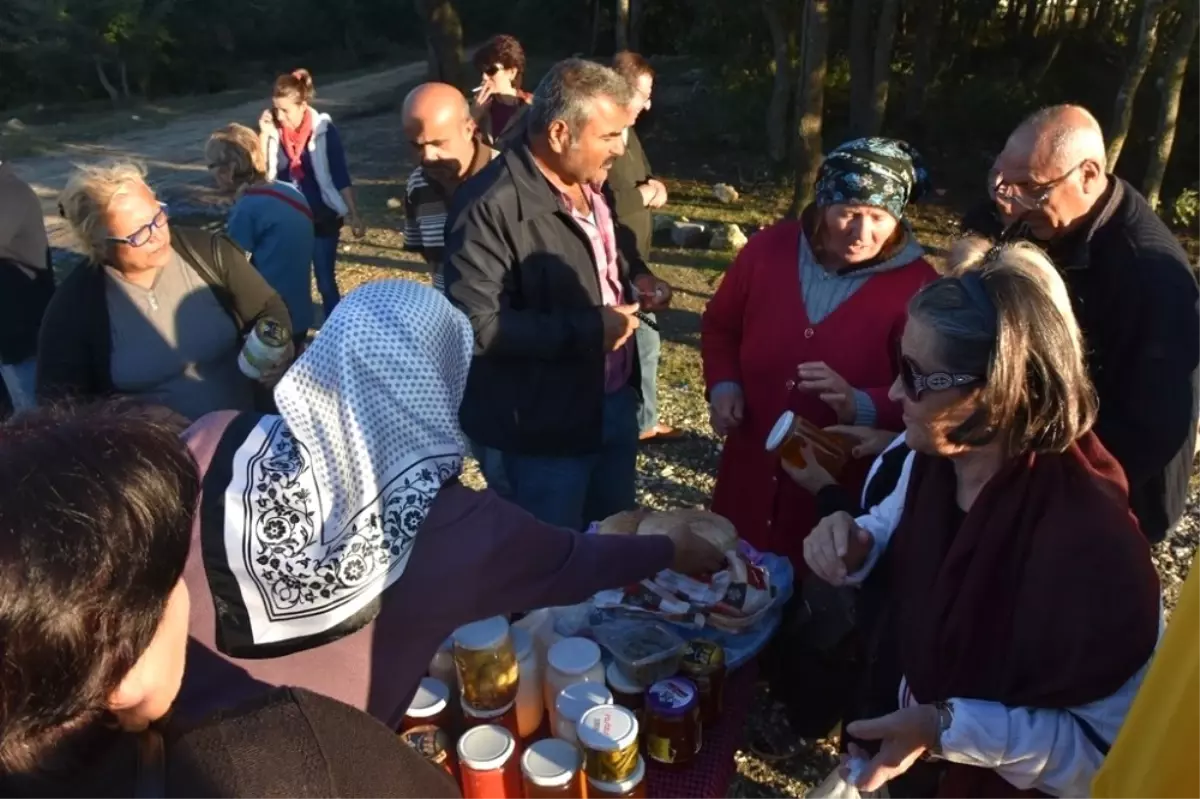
top-left (444, 58), bottom-right (672, 530)
top-left (963, 104), bottom-right (1199, 543)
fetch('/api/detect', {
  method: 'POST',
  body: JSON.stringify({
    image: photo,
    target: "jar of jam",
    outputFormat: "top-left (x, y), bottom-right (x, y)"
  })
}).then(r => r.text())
top-left (644, 677), bottom-right (701, 767)
top-left (577, 704), bottom-right (640, 784)
top-left (678, 639), bottom-right (726, 725)
top-left (605, 661), bottom-right (644, 720)
top-left (765, 410), bottom-right (851, 476)
top-left (512, 627), bottom-right (544, 739)
top-left (399, 724), bottom-right (458, 782)
top-left (520, 738), bottom-right (585, 799)
top-left (462, 697), bottom-right (521, 741)
top-left (553, 681), bottom-right (613, 745)
top-left (458, 724), bottom-right (523, 799)
top-left (544, 638), bottom-right (605, 729)
top-left (587, 755), bottom-right (647, 798)
top-left (402, 676), bottom-right (451, 733)
top-left (454, 616), bottom-right (520, 711)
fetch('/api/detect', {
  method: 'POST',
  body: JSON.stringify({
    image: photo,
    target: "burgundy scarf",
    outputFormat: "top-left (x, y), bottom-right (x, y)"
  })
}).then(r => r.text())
top-left (279, 109), bottom-right (313, 183)
top-left (890, 432), bottom-right (1159, 797)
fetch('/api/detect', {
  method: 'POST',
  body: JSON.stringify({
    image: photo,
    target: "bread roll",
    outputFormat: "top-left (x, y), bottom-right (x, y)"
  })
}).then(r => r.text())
top-left (636, 510), bottom-right (738, 552)
top-left (596, 508), bottom-right (647, 535)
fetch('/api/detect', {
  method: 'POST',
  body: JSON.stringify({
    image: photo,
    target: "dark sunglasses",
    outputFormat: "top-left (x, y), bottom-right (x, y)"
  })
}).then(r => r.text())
top-left (900, 354), bottom-right (983, 402)
top-left (107, 204), bottom-right (169, 248)
top-left (483, 65), bottom-right (502, 77)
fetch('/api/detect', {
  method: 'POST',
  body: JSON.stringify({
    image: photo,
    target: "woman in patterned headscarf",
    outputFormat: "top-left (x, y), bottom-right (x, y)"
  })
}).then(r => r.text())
top-left (701, 138), bottom-right (937, 570)
top-left (172, 280), bottom-right (723, 730)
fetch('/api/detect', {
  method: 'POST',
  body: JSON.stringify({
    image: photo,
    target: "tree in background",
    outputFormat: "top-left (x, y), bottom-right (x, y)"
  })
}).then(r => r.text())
top-left (415, 0), bottom-right (465, 87)
top-left (1143, 0), bottom-right (1200, 210)
top-left (1107, 0), bottom-right (1164, 171)
top-left (788, 0), bottom-right (829, 217)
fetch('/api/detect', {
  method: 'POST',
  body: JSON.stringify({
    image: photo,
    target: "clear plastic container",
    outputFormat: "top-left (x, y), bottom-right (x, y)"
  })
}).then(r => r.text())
top-left (553, 681), bottom-right (613, 745)
top-left (593, 621), bottom-right (685, 688)
top-left (544, 637), bottom-right (605, 728)
top-left (512, 627), bottom-right (544, 739)
top-left (520, 738), bottom-right (585, 799)
top-left (454, 616), bottom-right (520, 711)
top-left (578, 704), bottom-right (640, 784)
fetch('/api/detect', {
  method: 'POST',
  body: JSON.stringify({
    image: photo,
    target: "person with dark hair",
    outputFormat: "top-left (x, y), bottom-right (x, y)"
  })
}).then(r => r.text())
top-left (804, 239), bottom-right (1161, 798)
top-left (701, 137), bottom-right (936, 570)
top-left (0, 405), bottom-right (460, 797)
top-left (471, 34), bottom-right (533, 149)
top-left (259, 68), bottom-right (365, 317)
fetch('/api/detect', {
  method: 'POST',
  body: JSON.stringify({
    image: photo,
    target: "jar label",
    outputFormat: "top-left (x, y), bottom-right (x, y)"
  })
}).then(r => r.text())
top-left (646, 733), bottom-right (676, 764)
top-left (648, 678), bottom-right (695, 710)
top-left (682, 640), bottom-right (725, 672)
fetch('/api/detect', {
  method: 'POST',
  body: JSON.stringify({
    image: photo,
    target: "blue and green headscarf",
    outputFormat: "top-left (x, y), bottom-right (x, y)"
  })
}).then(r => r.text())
top-left (815, 137), bottom-right (931, 220)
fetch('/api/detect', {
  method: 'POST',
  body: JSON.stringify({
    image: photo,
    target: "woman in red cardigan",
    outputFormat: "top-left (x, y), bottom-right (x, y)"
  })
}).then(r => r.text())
top-left (701, 138), bottom-right (936, 568)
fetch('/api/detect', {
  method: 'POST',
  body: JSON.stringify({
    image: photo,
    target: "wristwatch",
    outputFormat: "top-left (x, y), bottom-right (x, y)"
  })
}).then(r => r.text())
top-left (930, 700), bottom-right (955, 758)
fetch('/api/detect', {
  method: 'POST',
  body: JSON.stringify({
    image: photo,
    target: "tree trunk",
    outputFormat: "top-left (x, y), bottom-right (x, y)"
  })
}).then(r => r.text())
top-left (1005, 0), bottom-right (1023, 38)
top-left (848, 0), bottom-right (874, 137)
top-left (789, 0), bottom-right (830, 218)
top-left (615, 0), bottom-right (630, 51)
top-left (629, 0), bottom-right (644, 51)
top-left (905, 0), bottom-right (940, 124)
top-left (1021, 0), bottom-right (1041, 39)
top-left (414, 0), bottom-right (465, 88)
top-left (118, 59), bottom-right (132, 98)
top-left (764, 0), bottom-right (795, 165)
top-left (1107, 0), bottom-right (1164, 171)
top-left (1142, 0), bottom-right (1199, 210)
top-left (1092, 0), bottom-right (1117, 36)
top-left (93, 55), bottom-right (121, 103)
top-left (866, 0), bottom-right (900, 135)
top-left (590, 0), bottom-right (603, 55)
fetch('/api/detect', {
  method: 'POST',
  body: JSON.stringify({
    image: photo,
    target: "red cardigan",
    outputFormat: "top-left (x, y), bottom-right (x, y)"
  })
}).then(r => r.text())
top-left (701, 220), bottom-right (936, 569)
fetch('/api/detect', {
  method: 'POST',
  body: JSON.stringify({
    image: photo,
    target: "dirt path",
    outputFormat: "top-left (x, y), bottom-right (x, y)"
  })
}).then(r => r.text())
top-left (10, 61), bottom-right (427, 246)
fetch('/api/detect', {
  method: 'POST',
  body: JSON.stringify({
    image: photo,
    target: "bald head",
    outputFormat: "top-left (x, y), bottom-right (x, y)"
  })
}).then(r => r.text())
top-left (402, 82), bottom-right (471, 127)
top-left (401, 82), bottom-right (477, 183)
top-left (1007, 104), bottom-right (1107, 174)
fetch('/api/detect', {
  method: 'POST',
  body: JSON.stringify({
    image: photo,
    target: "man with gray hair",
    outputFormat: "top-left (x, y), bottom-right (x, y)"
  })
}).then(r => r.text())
top-left (963, 103), bottom-right (1198, 544)
top-left (443, 58), bottom-right (672, 530)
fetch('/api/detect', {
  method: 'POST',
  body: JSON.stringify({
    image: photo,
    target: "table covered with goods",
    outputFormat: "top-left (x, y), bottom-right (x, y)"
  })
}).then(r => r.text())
top-left (399, 508), bottom-right (795, 799)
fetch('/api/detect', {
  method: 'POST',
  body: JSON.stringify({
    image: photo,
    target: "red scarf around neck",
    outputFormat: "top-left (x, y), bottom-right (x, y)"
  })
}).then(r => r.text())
top-left (890, 432), bottom-right (1159, 797)
top-left (279, 109), bottom-right (313, 183)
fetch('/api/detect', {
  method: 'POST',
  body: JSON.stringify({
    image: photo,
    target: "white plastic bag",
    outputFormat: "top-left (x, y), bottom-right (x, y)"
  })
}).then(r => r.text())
top-left (806, 758), bottom-right (887, 799)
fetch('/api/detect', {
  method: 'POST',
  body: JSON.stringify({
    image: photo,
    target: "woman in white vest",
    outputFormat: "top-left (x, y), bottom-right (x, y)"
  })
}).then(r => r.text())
top-left (258, 68), bottom-right (365, 318)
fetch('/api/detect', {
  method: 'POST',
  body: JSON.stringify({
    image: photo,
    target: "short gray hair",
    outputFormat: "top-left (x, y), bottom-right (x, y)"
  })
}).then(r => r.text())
top-left (528, 58), bottom-right (633, 137)
top-left (59, 161), bottom-right (151, 263)
top-left (1015, 104), bottom-right (1108, 172)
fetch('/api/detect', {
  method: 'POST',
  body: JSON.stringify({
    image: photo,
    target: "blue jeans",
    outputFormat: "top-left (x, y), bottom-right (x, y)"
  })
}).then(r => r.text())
top-left (0, 357), bottom-right (37, 413)
top-left (313, 234), bottom-right (341, 317)
top-left (479, 387), bottom-right (639, 530)
top-left (635, 315), bottom-right (661, 435)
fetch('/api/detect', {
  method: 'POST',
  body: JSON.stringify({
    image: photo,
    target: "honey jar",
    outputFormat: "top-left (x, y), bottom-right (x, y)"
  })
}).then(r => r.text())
top-left (399, 724), bottom-right (458, 782)
top-left (577, 704), bottom-right (640, 784)
top-left (606, 661), bottom-right (645, 720)
top-left (644, 677), bottom-right (701, 767)
top-left (463, 696), bottom-right (522, 741)
top-left (678, 640), bottom-right (726, 725)
top-left (765, 410), bottom-right (852, 476)
top-left (402, 676), bottom-right (451, 733)
top-left (520, 738), bottom-right (585, 799)
top-left (454, 616), bottom-right (520, 711)
top-left (458, 724), bottom-right (523, 799)
top-left (553, 681), bottom-right (613, 745)
top-left (586, 755), bottom-right (647, 798)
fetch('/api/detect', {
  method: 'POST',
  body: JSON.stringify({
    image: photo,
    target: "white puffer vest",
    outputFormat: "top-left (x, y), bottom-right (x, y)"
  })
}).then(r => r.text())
top-left (265, 106), bottom-right (350, 218)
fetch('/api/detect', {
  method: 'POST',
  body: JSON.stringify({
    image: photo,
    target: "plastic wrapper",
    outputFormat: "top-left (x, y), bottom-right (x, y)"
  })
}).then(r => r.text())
top-left (591, 620), bottom-right (685, 687)
top-left (806, 758), bottom-right (887, 799)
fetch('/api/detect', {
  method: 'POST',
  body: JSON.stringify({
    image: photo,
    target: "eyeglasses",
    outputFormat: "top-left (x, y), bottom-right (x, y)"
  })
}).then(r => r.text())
top-left (899, 354), bottom-right (983, 402)
top-left (107, 203), bottom-right (169, 248)
top-left (483, 65), bottom-right (502, 77)
top-left (987, 161), bottom-right (1085, 211)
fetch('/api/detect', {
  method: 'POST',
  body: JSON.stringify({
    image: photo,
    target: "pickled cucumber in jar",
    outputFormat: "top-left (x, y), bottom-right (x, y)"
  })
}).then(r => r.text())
top-left (453, 616), bottom-right (520, 710)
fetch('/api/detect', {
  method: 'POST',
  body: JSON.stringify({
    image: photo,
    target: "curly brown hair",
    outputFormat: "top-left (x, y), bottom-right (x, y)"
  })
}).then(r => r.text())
top-left (473, 34), bottom-right (526, 89)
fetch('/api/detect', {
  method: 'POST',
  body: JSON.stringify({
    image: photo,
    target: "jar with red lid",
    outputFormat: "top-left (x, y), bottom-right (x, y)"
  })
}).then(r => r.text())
top-left (463, 697), bottom-right (522, 741)
top-left (587, 755), bottom-right (647, 798)
top-left (644, 677), bottom-right (702, 767)
top-left (458, 724), bottom-right (523, 799)
top-left (399, 724), bottom-right (458, 782)
top-left (402, 677), bottom-right (452, 733)
top-left (520, 738), bottom-right (585, 798)
top-left (678, 639), bottom-right (726, 725)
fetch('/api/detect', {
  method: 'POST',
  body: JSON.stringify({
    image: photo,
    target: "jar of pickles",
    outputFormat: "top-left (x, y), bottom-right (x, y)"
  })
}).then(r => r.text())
top-left (544, 638), bottom-right (605, 728)
top-left (553, 681), bottom-right (613, 745)
top-left (520, 738), bottom-right (585, 799)
top-left (587, 755), bottom-right (647, 799)
top-left (512, 627), bottom-right (544, 739)
top-left (399, 724), bottom-right (458, 782)
top-left (577, 704), bottom-right (640, 785)
top-left (678, 640), bottom-right (726, 725)
top-left (402, 677), bottom-right (451, 733)
top-left (605, 661), bottom-right (644, 720)
top-left (458, 724), bottom-right (523, 799)
top-left (454, 616), bottom-right (520, 711)
top-left (462, 697), bottom-right (521, 740)
top-left (644, 678), bottom-right (702, 767)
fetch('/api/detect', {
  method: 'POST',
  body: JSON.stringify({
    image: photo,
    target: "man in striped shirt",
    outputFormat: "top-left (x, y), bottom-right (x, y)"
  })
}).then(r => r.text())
top-left (401, 82), bottom-right (498, 292)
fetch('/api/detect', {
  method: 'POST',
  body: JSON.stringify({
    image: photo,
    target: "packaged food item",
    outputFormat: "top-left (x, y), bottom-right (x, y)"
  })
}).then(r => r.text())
top-left (766, 410), bottom-right (851, 476)
top-left (544, 637), bottom-right (604, 727)
top-left (605, 661), bottom-right (645, 718)
top-left (592, 621), bottom-right (685, 687)
top-left (520, 738), bottom-right (585, 799)
top-left (458, 724), bottom-right (523, 799)
top-left (402, 677), bottom-right (451, 733)
top-left (678, 640), bottom-right (727, 724)
top-left (399, 724), bottom-right (458, 781)
top-left (510, 627), bottom-right (544, 739)
top-left (553, 681), bottom-right (613, 745)
top-left (587, 755), bottom-right (647, 798)
top-left (462, 697), bottom-right (521, 740)
top-left (454, 616), bottom-right (520, 711)
top-left (644, 678), bottom-right (702, 767)
top-left (577, 704), bottom-right (640, 784)
top-left (429, 636), bottom-right (458, 692)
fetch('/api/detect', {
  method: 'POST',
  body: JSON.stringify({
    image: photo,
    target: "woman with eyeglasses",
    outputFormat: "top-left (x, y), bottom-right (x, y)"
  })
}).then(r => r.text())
top-left (701, 137), bottom-right (936, 571)
top-left (36, 161), bottom-right (293, 421)
top-left (470, 35), bottom-right (533, 149)
top-left (803, 239), bottom-right (1160, 798)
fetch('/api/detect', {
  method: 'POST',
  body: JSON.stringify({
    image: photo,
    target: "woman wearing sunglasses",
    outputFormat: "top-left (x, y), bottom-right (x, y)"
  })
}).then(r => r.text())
top-left (803, 239), bottom-right (1160, 797)
top-left (470, 34), bottom-right (533, 149)
top-left (37, 161), bottom-right (293, 421)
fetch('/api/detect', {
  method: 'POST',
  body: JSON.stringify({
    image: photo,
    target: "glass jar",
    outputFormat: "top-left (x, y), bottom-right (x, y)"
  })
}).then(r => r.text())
top-left (553, 682), bottom-right (613, 745)
top-left (462, 697), bottom-right (521, 741)
top-left (577, 704), bottom-right (640, 784)
top-left (520, 738), bottom-right (585, 799)
top-left (458, 724), bottom-right (523, 799)
top-left (544, 638), bottom-right (605, 728)
top-left (399, 724), bottom-right (458, 782)
top-left (429, 636), bottom-right (458, 693)
top-left (644, 677), bottom-right (702, 767)
top-left (402, 676), bottom-right (451, 733)
top-left (765, 410), bottom-right (850, 476)
top-left (605, 661), bottom-right (645, 721)
top-left (587, 755), bottom-right (647, 798)
top-left (678, 639), bottom-right (727, 725)
top-left (512, 627), bottom-right (544, 739)
top-left (454, 616), bottom-right (520, 711)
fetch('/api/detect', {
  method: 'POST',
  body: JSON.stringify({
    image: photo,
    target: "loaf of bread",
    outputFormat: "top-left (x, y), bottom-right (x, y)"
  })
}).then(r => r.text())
top-left (596, 508), bottom-right (648, 535)
top-left (636, 509), bottom-right (738, 552)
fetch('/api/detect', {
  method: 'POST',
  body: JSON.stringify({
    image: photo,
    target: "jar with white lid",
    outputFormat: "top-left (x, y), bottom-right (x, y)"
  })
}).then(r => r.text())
top-left (544, 637), bottom-right (604, 728)
top-left (457, 724), bottom-right (522, 799)
top-left (577, 704), bottom-right (640, 784)
top-left (454, 616), bottom-right (519, 711)
top-left (554, 681), bottom-right (613, 745)
top-left (511, 627), bottom-right (544, 738)
top-left (402, 676), bottom-right (451, 733)
top-left (429, 636), bottom-right (458, 692)
top-left (521, 738), bottom-right (584, 799)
